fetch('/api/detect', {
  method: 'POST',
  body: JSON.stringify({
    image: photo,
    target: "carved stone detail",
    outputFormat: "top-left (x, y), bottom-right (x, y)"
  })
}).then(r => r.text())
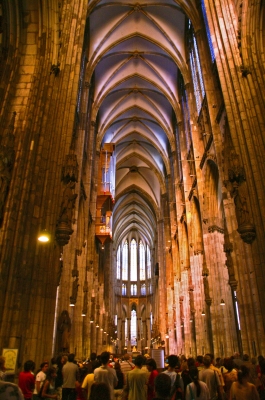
top-left (227, 150), bottom-right (256, 244)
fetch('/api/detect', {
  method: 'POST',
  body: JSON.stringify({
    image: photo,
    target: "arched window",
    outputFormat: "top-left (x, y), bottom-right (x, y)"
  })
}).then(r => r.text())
top-left (122, 283), bottom-right (126, 296)
top-left (131, 284), bottom-right (137, 296)
top-left (188, 21), bottom-right (205, 114)
top-left (141, 284), bottom-right (146, 296)
top-left (139, 240), bottom-right (145, 280)
top-left (147, 245), bottom-right (151, 279)
top-left (130, 239), bottom-right (137, 281)
top-left (122, 241), bottom-right (128, 280)
top-left (117, 245), bottom-right (121, 280)
top-left (131, 308), bottom-right (137, 345)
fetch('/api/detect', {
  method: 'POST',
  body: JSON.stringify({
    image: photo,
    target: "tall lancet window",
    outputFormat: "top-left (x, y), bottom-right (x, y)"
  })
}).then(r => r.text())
top-left (130, 239), bottom-right (137, 281)
top-left (122, 241), bottom-right (128, 280)
top-left (131, 307), bottom-right (137, 345)
top-left (122, 283), bottom-right (126, 296)
top-left (139, 240), bottom-right (145, 280)
top-left (201, 0), bottom-right (215, 62)
top-left (117, 245), bottom-right (121, 280)
top-left (188, 21), bottom-right (205, 114)
top-left (147, 245), bottom-right (151, 279)
top-left (141, 284), bottom-right (146, 296)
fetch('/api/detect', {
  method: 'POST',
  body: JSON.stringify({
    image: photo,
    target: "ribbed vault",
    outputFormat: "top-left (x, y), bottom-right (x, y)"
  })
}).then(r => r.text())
top-left (87, 0), bottom-right (194, 249)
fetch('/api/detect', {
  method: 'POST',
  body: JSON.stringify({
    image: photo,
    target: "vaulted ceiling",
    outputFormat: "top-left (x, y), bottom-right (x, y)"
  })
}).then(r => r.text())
top-left (87, 1), bottom-right (199, 250)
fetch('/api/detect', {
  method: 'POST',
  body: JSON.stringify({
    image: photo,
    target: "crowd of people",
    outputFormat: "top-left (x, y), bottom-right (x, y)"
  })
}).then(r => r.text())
top-left (0, 351), bottom-right (265, 400)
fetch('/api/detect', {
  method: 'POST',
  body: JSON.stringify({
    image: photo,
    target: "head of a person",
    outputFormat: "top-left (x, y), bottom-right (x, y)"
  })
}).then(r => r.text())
top-left (46, 367), bottom-right (57, 381)
top-left (167, 355), bottom-right (179, 369)
top-left (68, 353), bottom-right (75, 363)
top-left (251, 357), bottom-right (257, 365)
top-left (154, 373), bottom-right (171, 398)
top-left (258, 355), bottom-right (264, 364)
top-left (89, 382), bottom-right (111, 400)
top-left (100, 351), bottom-right (110, 365)
top-left (0, 357), bottom-right (5, 370)
top-left (215, 357), bottom-right (222, 367)
top-left (196, 355), bottom-right (203, 364)
top-left (238, 365), bottom-right (250, 384)
top-left (223, 357), bottom-right (235, 372)
top-left (205, 353), bottom-right (214, 364)
top-left (189, 366), bottom-right (199, 382)
top-left (41, 362), bottom-right (49, 372)
top-left (123, 353), bottom-right (131, 361)
top-left (203, 355), bottom-right (212, 368)
top-left (61, 355), bottom-right (68, 365)
top-left (146, 358), bottom-right (157, 371)
top-left (242, 354), bottom-right (249, 362)
top-left (90, 352), bottom-right (97, 361)
top-left (24, 360), bottom-right (35, 372)
top-left (187, 357), bottom-right (195, 369)
top-left (134, 355), bottom-right (145, 367)
top-left (181, 360), bottom-right (188, 371)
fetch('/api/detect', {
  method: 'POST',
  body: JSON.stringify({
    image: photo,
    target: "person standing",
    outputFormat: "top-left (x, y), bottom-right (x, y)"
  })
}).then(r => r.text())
top-left (33, 362), bottom-right (49, 400)
top-left (199, 356), bottom-right (221, 400)
top-left (41, 367), bottom-right (58, 399)
top-left (113, 362), bottom-right (124, 400)
top-left (162, 354), bottom-right (183, 398)
top-left (18, 360), bottom-right (35, 400)
top-left (120, 354), bottom-right (135, 385)
top-left (94, 352), bottom-right (118, 400)
top-left (186, 366), bottom-right (210, 400)
top-left (62, 354), bottom-right (79, 400)
top-left (146, 359), bottom-right (159, 400)
top-left (122, 355), bottom-right (147, 400)
top-left (230, 365), bottom-right (259, 400)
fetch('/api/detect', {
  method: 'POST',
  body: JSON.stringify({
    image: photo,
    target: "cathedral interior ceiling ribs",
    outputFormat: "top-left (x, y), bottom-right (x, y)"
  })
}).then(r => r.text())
top-left (87, 0), bottom-right (195, 249)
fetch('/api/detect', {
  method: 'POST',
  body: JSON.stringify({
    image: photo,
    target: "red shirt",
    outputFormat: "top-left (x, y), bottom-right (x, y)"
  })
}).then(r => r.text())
top-left (18, 371), bottom-right (35, 399)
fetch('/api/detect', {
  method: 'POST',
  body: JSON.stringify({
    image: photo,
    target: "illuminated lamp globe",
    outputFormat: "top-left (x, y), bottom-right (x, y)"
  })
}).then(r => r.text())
top-left (38, 229), bottom-right (50, 243)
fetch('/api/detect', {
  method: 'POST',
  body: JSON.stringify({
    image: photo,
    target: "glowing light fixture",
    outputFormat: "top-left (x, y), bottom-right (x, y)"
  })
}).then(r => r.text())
top-left (201, 310), bottom-right (205, 316)
top-left (38, 229), bottom-right (50, 242)
top-left (220, 299), bottom-right (225, 306)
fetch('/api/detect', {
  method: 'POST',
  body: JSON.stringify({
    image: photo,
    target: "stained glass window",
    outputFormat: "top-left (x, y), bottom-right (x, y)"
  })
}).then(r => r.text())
top-left (147, 245), bottom-right (151, 279)
top-left (130, 239), bottom-right (137, 281)
top-left (139, 240), bottom-right (145, 280)
top-left (122, 241), bottom-right (128, 280)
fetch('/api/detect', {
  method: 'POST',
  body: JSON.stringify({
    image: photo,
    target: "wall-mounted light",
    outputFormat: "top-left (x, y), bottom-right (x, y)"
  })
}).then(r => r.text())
top-left (201, 310), bottom-right (205, 316)
top-left (220, 299), bottom-right (225, 306)
top-left (70, 302), bottom-right (75, 307)
top-left (38, 229), bottom-right (50, 242)
top-left (81, 312), bottom-right (86, 316)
